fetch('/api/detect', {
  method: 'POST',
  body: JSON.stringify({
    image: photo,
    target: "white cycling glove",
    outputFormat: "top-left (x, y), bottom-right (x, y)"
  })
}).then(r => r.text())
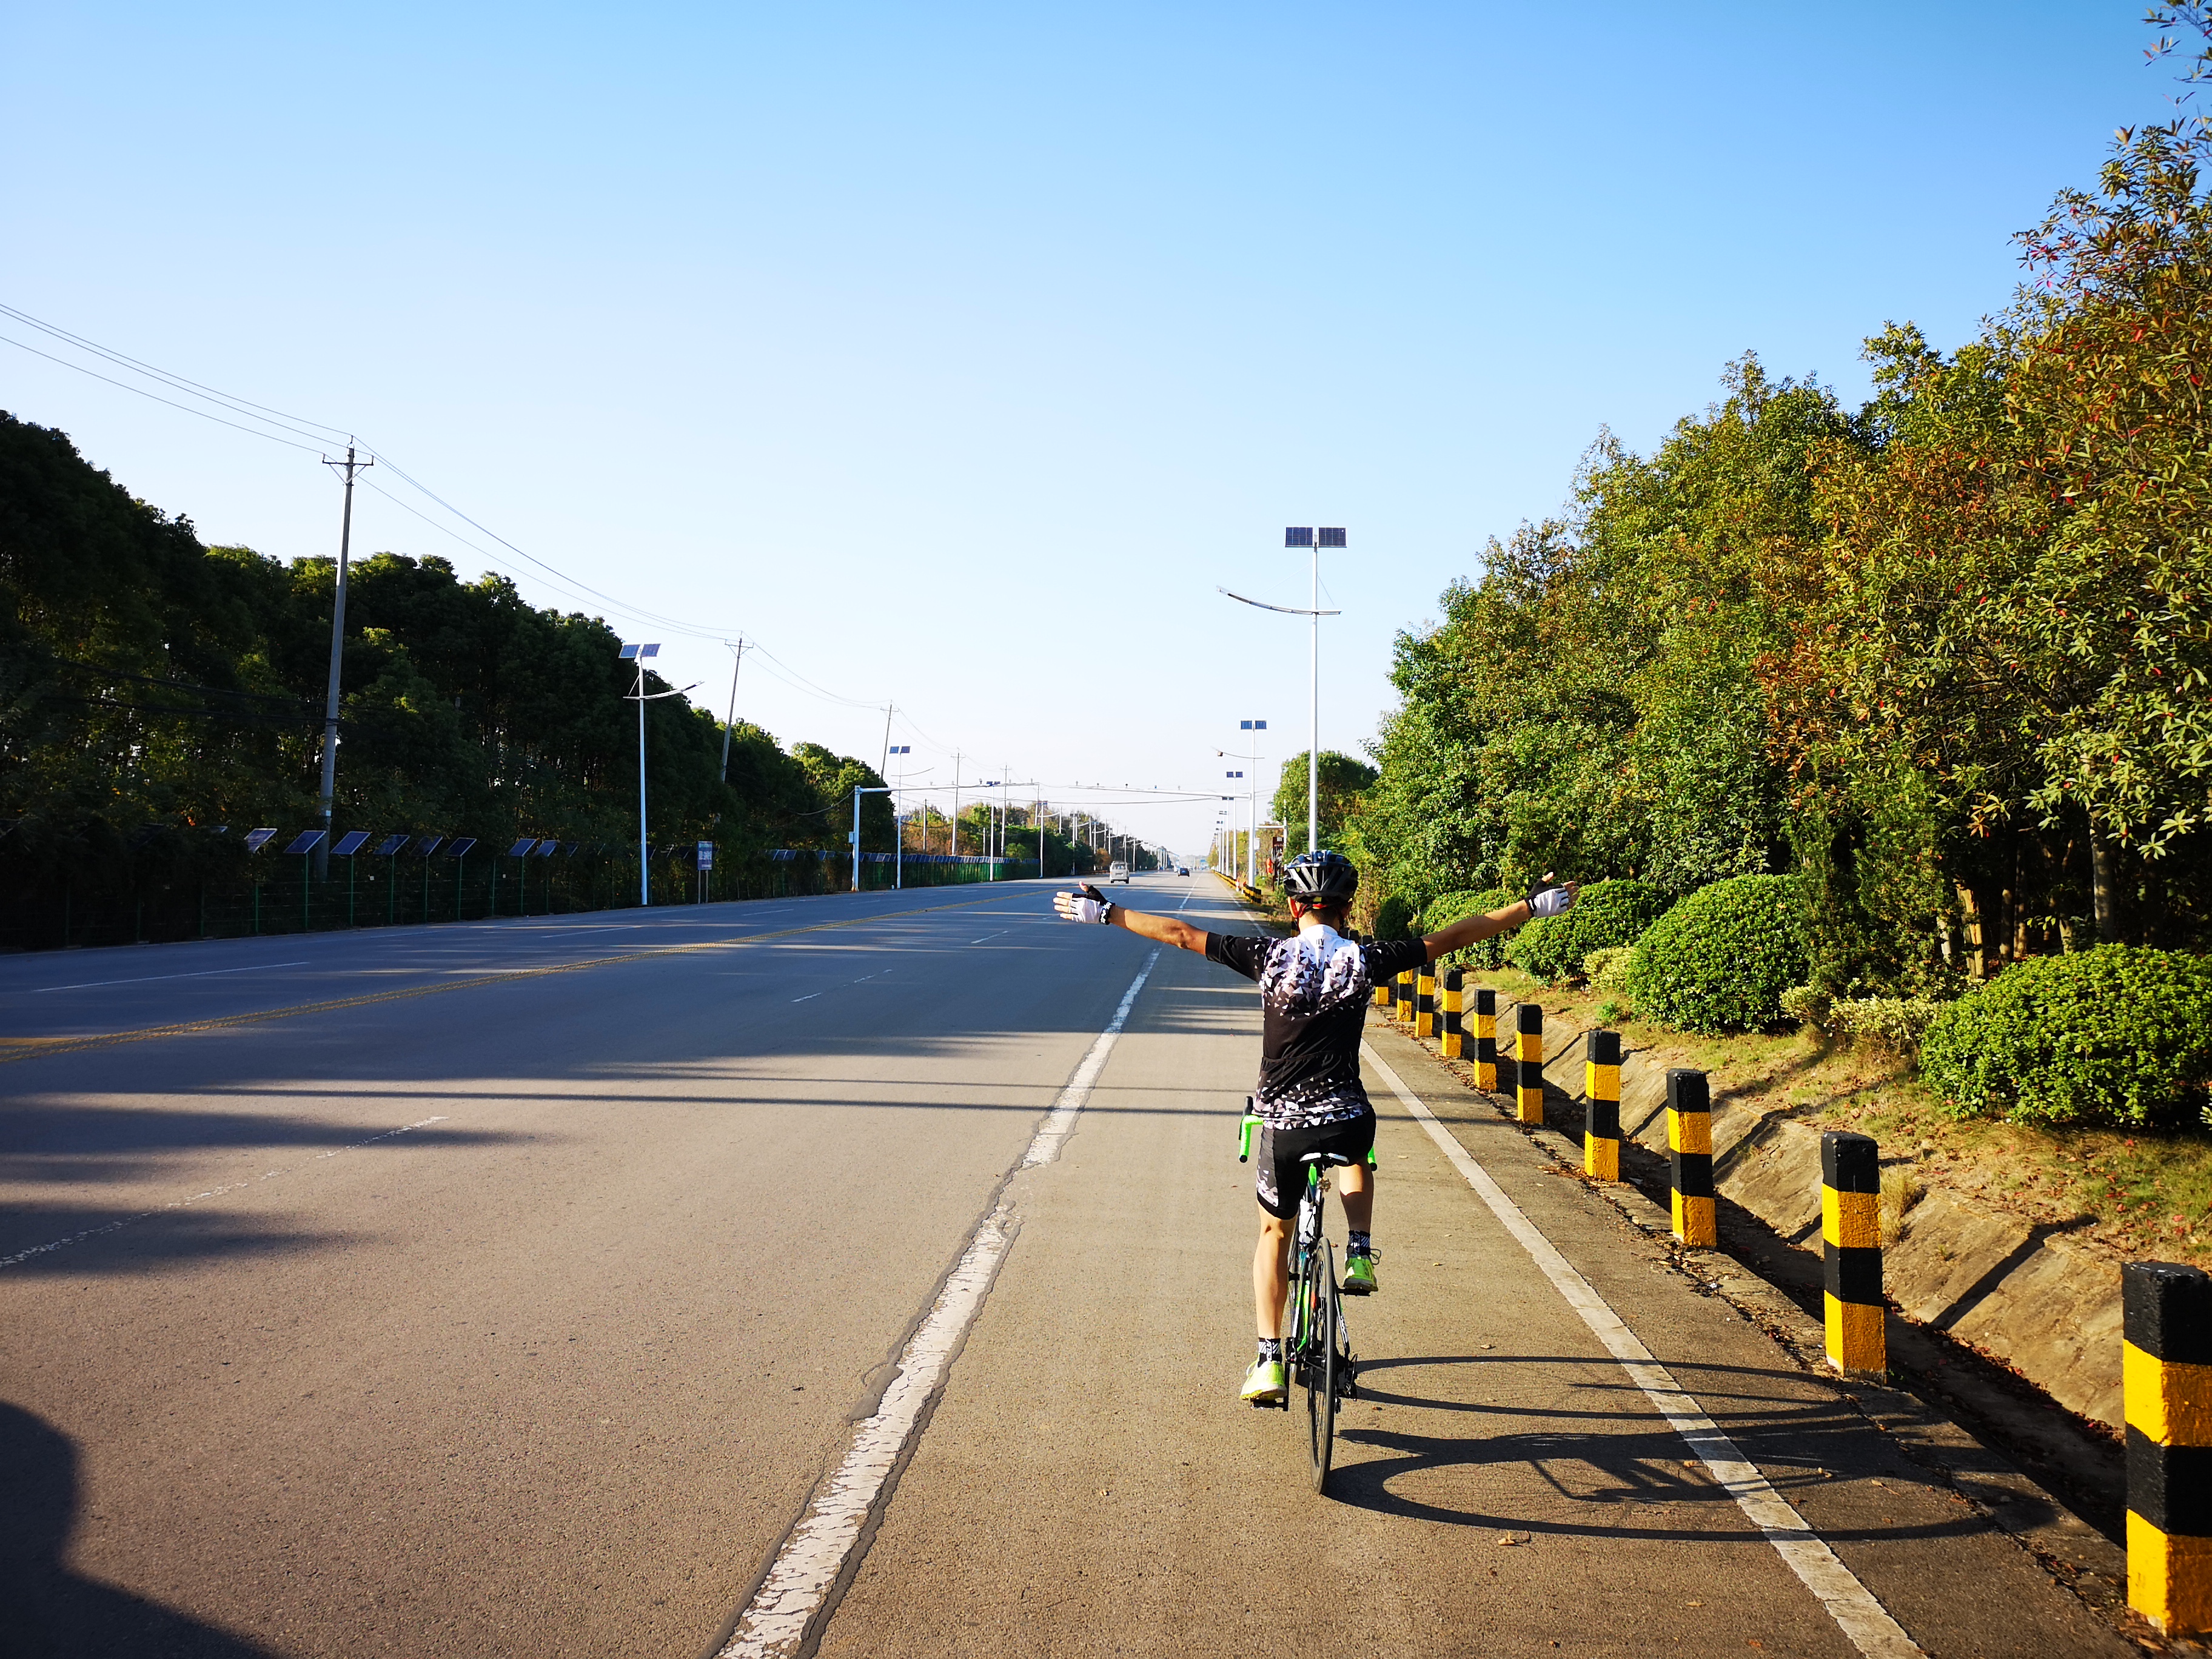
top-left (1054, 886), bottom-right (1116, 925)
top-left (1528, 882), bottom-right (1575, 918)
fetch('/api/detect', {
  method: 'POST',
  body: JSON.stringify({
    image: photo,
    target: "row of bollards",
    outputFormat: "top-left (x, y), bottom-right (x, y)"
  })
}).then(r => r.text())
top-left (1376, 965), bottom-right (2211, 1636)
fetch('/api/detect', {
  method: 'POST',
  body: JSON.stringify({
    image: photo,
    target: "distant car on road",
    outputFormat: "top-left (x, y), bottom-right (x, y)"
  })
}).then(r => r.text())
top-left (1177, 866), bottom-right (1188, 876)
top-left (1108, 860), bottom-right (1130, 884)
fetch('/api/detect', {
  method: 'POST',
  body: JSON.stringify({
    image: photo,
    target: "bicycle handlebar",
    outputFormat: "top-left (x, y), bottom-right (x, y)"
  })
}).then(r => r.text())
top-left (1237, 1098), bottom-right (1259, 1162)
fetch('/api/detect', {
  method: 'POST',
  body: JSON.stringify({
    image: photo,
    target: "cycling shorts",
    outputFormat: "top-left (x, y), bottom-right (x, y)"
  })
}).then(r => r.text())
top-left (1253, 1108), bottom-right (1375, 1219)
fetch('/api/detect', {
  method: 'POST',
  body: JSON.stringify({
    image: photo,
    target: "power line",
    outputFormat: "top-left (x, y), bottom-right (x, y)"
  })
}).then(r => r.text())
top-left (0, 301), bottom-right (352, 444)
top-left (5, 300), bottom-right (1019, 782)
top-left (1, 332), bottom-right (327, 454)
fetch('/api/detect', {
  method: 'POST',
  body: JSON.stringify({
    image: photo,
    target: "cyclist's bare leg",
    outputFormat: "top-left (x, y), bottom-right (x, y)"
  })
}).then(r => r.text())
top-left (1338, 1164), bottom-right (1373, 1234)
top-left (1253, 1208), bottom-right (1291, 1337)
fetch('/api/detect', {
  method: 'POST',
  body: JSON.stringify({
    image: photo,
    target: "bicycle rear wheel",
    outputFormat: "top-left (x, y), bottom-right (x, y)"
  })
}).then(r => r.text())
top-left (1305, 1242), bottom-right (1338, 1492)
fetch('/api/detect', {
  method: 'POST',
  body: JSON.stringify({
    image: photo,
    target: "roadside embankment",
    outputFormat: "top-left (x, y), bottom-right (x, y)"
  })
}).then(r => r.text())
top-left (1475, 979), bottom-right (2133, 1432)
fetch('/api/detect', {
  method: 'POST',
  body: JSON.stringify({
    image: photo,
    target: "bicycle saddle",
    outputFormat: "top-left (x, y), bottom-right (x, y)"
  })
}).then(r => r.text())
top-left (1299, 1151), bottom-right (1358, 1167)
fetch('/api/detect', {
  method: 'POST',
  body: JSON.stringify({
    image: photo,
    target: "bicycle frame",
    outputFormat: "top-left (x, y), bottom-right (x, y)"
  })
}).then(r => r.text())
top-left (1240, 1104), bottom-right (1360, 1490)
top-left (1287, 1165), bottom-right (1332, 1375)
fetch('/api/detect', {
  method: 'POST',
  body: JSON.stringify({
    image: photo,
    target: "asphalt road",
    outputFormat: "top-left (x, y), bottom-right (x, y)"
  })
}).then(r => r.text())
top-left (0, 874), bottom-right (2129, 1657)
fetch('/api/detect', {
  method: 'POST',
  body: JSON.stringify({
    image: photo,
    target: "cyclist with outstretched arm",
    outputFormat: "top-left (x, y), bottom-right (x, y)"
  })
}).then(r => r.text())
top-left (1054, 851), bottom-right (1576, 1403)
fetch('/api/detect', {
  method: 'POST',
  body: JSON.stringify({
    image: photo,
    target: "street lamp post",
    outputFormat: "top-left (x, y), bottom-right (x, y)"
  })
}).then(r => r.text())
top-left (850, 784), bottom-right (897, 891)
top-left (1238, 719), bottom-right (1265, 884)
top-left (1221, 529), bottom-right (1344, 858)
top-left (620, 644), bottom-right (697, 907)
top-left (888, 746), bottom-right (911, 887)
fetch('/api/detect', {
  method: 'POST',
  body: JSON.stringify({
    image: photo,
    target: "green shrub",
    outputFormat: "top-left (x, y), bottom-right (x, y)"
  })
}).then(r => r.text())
top-left (1420, 886), bottom-right (1517, 968)
top-left (1417, 888), bottom-right (1486, 933)
top-left (1919, 947), bottom-right (2212, 1127)
top-left (1585, 945), bottom-right (1635, 996)
top-left (1626, 874), bottom-right (1809, 1033)
top-left (1507, 879), bottom-right (1667, 983)
top-left (1779, 985), bottom-right (1830, 1027)
top-left (1371, 893), bottom-right (1419, 941)
top-left (1830, 996), bottom-right (1945, 1054)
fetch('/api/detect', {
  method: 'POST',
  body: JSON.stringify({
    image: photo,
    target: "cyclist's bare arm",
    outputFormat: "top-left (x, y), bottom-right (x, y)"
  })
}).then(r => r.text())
top-left (1108, 906), bottom-right (1210, 953)
top-left (1053, 878), bottom-right (1576, 959)
top-left (1421, 883), bottom-right (1577, 959)
top-left (1052, 888), bottom-right (1207, 952)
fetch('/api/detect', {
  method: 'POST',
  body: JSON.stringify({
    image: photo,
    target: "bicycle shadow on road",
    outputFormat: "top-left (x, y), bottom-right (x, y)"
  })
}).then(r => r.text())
top-left (1328, 1353), bottom-right (1989, 1546)
top-left (0, 1400), bottom-right (281, 1658)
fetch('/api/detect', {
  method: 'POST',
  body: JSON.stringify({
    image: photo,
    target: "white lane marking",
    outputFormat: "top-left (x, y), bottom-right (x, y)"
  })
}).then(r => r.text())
top-left (791, 968), bottom-right (894, 1003)
top-left (1362, 1045), bottom-right (1921, 1658)
top-left (1019, 951), bottom-right (1156, 1170)
top-left (968, 931), bottom-right (1007, 944)
top-left (28, 959), bottom-right (311, 994)
top-left (0, 1116), bottom-right (450, 1271)
top-left (721, 949), bottom-right (1160, 1659)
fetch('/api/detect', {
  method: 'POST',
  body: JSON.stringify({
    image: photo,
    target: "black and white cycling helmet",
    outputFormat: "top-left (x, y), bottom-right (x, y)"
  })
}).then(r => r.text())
top-left (1282, 850), bottom-right (1359, 902)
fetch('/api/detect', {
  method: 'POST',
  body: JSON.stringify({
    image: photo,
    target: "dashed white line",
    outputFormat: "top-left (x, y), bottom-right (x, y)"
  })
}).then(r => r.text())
top-left (791, 968), bottom-right (894, 1003)
top-left (0, 1116), bottom-right (451, 1270)
top-left (720, 949), bottom-right (1160, 1658)
top-left (1363, 1045), bottom-right (1922, 1659)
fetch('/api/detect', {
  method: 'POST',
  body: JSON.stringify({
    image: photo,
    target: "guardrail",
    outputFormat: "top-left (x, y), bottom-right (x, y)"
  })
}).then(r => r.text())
top-left (1212, 869), bottom-right (1265, 905)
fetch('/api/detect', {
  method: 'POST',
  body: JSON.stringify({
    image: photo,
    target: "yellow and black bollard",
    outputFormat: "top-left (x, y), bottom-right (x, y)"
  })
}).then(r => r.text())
top-left (1472, 987), bottom-right (1497, 1091)
top-left (1513, 1001), bottom-right (1544, 1124)
top-left (1583, 1030), bottom-right (1621, 1180)
top-left (1375, 970), bottom-right (1393, 1011)
top-left (1439, 968), bottom-right (1464, 1059)
top-left (2125, 1259), bottom-right (2211, 1637)
top-left (1821, 1131), bottom-right (1885, 1378)
top-left (1397, 970), bottom-right (1416, 1025)
top-left (1415, 970), bottom-right (1436, 1039)
top-left (1667, 1068), bottom-right (1716, 1247)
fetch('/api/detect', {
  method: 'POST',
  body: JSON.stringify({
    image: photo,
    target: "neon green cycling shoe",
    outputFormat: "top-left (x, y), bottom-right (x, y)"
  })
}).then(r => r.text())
top-left (1342, 1253), bottom-right (1378, 1296)
top-left (1239, 1358), bottom-right (1287, 1404)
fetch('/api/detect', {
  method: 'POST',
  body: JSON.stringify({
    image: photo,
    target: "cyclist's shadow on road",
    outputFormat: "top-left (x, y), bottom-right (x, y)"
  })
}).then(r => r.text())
top-left (0, 1401), bottom-right (280, 1658)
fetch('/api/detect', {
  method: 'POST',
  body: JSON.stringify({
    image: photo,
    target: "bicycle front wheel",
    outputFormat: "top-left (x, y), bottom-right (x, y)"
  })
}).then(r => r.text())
top-left (1306, 1242), bottom-right (1338, 1493)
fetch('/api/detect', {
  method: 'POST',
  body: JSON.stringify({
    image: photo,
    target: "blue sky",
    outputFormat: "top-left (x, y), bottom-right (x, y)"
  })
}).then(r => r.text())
top-left (0, 2), bottom-right (2174, 860)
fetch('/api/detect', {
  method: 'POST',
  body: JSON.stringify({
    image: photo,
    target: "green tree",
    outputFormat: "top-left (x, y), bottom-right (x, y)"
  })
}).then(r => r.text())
top-left (1272, 749), bottom-right (1376, 859)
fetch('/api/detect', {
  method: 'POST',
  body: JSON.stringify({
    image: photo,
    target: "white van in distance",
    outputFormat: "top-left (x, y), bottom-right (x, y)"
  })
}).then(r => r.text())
top-left (1108, 861), bottom-right (1130, 885)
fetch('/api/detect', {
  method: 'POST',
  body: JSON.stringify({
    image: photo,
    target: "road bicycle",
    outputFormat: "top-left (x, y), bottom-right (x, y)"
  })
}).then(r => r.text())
top-left (1239, 1104), bottom-right (1365, 1493)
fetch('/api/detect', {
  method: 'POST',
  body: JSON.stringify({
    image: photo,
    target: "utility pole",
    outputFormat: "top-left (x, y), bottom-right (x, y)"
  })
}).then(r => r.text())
top-left (719, 640), bottom-right (745, 782)
top-left (313, 443), bottom-right (371, 881)
top-left (880, 704), bottom-right (894, 781)
top-left (951, 752), bottom-right (962, 858)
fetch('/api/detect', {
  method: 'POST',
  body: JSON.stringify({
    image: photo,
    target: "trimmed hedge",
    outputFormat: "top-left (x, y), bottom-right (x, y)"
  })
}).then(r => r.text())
top-left (1919, 947), bottom-right (2212, 1127)
top-left (1372, 893), bottom-right (1419, 941)
top-left (1507, 879), bottom-right (1666, 983)
top-left (1626, 874), bottom-right (1808, 1033)
top-left (1421, 886), bottom-right (1518, 968)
